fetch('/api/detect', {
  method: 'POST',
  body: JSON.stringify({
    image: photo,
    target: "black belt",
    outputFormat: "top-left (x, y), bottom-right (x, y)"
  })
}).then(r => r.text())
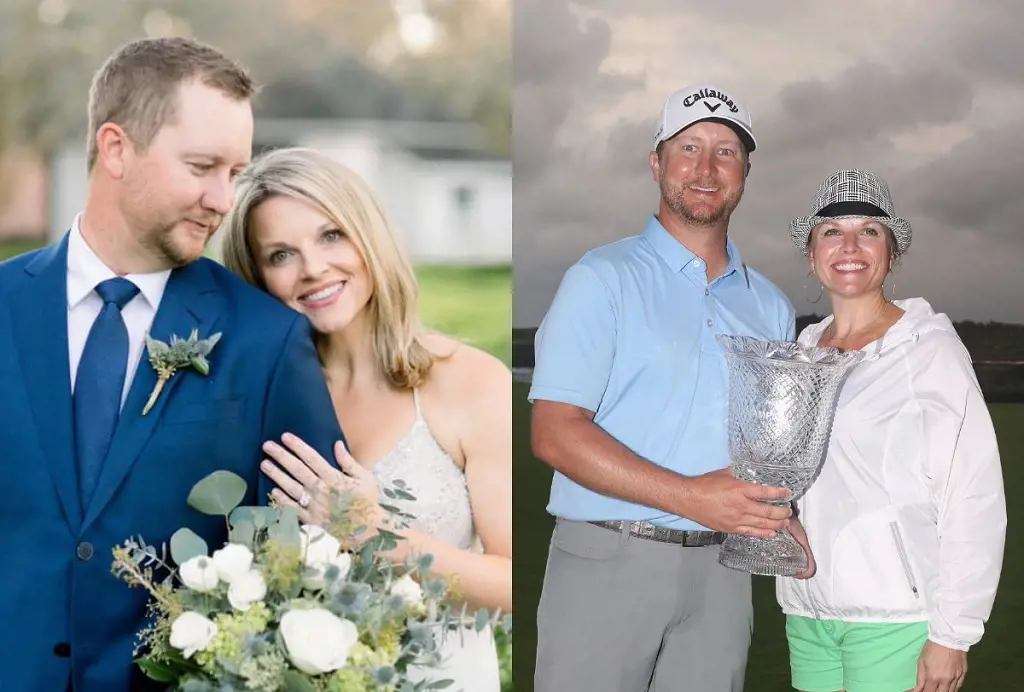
top-left (589, 520), bottom-right (726, 547)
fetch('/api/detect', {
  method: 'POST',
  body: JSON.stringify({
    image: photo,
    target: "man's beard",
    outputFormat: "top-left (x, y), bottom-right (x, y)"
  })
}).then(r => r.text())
top-left (660, 176), bottom-right (744, 227)
top-left (142, 219), bottom-right (213, 268)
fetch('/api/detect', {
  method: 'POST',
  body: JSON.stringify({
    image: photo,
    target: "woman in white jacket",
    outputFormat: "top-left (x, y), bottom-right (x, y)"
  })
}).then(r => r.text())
top-left (779, 169), bottom-right (1007, 692)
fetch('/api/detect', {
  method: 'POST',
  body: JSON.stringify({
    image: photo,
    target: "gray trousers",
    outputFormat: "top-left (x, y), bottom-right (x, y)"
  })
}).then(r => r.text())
top-left (534, 519), bottom-right (753, 692)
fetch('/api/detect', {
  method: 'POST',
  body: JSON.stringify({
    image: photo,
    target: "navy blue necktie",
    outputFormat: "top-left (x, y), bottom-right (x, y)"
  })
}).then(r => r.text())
top-left (74, 277), bottom-right (139, 510)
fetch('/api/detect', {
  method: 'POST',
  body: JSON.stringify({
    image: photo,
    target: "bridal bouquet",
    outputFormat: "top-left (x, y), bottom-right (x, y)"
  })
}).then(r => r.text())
top-left (111, 470), bottom-right (506, 691)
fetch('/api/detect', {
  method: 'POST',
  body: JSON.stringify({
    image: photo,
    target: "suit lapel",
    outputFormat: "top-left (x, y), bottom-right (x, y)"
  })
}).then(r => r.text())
top-left (9, 236), bottom-right (81, 529)
top-left (81, 260), bottom-right (224, 531)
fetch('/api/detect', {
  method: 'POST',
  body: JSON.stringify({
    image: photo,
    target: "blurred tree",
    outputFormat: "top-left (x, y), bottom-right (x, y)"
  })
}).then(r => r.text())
top-left (281, 0), bottom-right (511, 156)
top-left (0, 0), bottom-right (509, 208)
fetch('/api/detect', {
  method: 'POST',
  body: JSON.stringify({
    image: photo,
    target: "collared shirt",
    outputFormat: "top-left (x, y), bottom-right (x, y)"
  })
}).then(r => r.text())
top-left (66, 214), bottom-right (171, 407)
top-left (529, 215), bottom-right (796, 530)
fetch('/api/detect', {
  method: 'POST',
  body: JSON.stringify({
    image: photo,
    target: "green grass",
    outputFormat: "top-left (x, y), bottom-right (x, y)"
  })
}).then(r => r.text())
top-left (514, 383), bottom-right (1024, 691)
top-left (0, 238), bottom-right (44, 261)
top-left (417, 264), bottom-right (512, 366)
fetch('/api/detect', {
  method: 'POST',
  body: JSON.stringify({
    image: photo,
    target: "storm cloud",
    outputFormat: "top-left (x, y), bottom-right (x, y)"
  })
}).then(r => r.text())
top-left (513, 0), bottom-right (1024, 326)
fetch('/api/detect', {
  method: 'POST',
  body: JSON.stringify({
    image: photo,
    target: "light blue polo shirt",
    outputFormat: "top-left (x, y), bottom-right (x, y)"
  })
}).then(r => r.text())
top-left (529, 215), bottom-right (796, 531)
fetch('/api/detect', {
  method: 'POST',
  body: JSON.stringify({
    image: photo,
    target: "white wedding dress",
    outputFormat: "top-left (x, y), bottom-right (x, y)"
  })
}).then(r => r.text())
top-left (370, 389), bottom-right (502, 692)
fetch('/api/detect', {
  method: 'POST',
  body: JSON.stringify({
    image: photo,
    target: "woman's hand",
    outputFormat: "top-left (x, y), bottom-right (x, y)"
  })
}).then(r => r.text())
top-left (914, 641), bottom-right (967, 692)
top-left (787, 516), bottom-right (816, 580)
top-left (261, 433), bottom-right (384, 533)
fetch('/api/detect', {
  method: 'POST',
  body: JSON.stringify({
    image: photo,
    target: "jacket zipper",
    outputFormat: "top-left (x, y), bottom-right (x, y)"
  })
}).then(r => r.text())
top-left (889, 521), bottom-right (920, 599)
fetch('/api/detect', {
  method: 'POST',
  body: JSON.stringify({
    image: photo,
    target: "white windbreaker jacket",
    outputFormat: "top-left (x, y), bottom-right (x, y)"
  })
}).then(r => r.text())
top-left (776, 297), bottom-right (1007, 651)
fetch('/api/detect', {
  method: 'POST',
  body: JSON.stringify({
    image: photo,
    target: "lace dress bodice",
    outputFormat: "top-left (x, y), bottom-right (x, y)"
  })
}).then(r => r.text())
top-left (367, 389), bottom-right (499, 691)
top-left (370, 389), bottom-right (480, 552)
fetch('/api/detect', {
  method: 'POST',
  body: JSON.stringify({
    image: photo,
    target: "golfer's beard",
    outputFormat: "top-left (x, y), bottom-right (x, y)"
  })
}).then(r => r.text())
top-left (143, 220), bottom-right (206, 268)
top-left (662, 178), bottom-right (744, 227)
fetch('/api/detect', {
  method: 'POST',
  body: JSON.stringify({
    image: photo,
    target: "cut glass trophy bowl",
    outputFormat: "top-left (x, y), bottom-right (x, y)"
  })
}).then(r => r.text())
top-left (714, 334), bottom-right (864, 577)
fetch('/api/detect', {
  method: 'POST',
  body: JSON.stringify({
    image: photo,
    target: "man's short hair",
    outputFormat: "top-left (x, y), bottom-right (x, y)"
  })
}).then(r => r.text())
top-left (86, 36), bottom-right (255, 170)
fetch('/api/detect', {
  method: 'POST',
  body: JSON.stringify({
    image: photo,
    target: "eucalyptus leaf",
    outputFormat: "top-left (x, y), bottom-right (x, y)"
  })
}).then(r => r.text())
top-left (228, 519), bottom-right (255, 548)
top-left (229, 506), bottom-right (274, 530)
top-left (187, 470), bottom-right (247, 516)
top-left (169, 528), bottom-right (208, 565)
top-left (281, 670), bottom-right (318, 692)
top-left (137, 658), bottom-right (179, 683)
top-left (374, 666), bottom-right (397, 684)
top-left (267, 505), bottom-right (301, 546)
top-left (475, 608), bottom-right (491, 633)
top-left (229, 506), bottom-right (255, 526)
top-left (251, 508), bottom-right (271, 530)
top-left (201, 331), bottom-right (222, 354)
top-left (376, 529), bottom-right (400, 553)
top-left (423, 579), bottom-right (445, 599)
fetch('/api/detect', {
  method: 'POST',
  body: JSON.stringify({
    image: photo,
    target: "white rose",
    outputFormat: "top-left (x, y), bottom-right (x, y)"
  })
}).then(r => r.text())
top-left (299, 524), bottom-right (341, 568)
top-left (302, 552), bottom-right (353, 592)
top-left (390, 574), bottom-right (424, 607)
top-left (178, 555), bottom-right (219, 592)
top-left (169, 611), bottom-right (218, 658)
top-left (227, 568), bottom-right (267, 612)
top-left (211, 543), bottom-right (253, 585)
top-left (280, 608), bottom-right (358, 675)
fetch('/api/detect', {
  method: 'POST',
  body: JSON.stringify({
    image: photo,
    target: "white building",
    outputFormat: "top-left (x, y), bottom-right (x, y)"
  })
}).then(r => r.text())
top-left (48, 117), bottom-right (510, 265)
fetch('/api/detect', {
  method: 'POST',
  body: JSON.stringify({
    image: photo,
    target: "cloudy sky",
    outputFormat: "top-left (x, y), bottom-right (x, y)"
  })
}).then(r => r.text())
top-left (513, 0), bottom-right (1024, 327)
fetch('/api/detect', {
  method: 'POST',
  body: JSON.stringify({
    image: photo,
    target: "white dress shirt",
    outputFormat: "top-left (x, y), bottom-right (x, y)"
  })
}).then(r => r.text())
top-left (66, 214), bottom-right (171, 407)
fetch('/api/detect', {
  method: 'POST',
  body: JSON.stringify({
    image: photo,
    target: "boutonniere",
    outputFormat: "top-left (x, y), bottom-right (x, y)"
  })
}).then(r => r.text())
top-left (142, 328), bottom-right (223, 415)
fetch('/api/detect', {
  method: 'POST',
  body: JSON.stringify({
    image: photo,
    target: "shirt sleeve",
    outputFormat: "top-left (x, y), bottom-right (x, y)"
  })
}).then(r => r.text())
top-left (914, 332), bottom-right (1007, 650)
top-left (781, 297), bottom-right (797, 341)
top-left (528, 261), bottom-right (617, 413)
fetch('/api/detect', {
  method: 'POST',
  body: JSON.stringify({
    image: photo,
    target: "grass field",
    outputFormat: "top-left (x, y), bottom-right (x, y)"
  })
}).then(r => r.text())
top-left (514, 381), bottom-right (1024, 691)
top-left (0, 238), bottom-right (44, 261)
top-left (418, 264), bottom-right (511, 366)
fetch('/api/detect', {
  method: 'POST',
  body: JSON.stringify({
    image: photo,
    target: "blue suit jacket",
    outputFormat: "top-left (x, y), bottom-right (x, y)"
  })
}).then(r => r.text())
top-left (0, 234), bottom-right (345, 691)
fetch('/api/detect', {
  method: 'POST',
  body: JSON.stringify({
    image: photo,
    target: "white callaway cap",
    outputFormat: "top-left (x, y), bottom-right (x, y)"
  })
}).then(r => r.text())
top-left (654, 83), bottom-right (757, 153)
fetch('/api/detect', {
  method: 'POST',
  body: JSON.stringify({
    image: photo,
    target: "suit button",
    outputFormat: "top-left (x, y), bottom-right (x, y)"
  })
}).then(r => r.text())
top-left (76, 542), bottom-right (94, 561)
top-left (54, 642), bottom-right (71, 657)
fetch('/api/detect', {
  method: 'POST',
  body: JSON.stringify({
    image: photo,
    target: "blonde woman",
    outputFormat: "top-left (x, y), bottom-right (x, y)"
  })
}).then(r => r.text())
top-left (777, 169), bottom-right (1005, 692)
top-left (220, 147), bottom-right (511, 690)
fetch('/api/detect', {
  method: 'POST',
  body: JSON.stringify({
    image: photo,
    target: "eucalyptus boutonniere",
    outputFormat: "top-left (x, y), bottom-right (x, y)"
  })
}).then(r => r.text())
top-left (142, 328), bottom-right (223, 415)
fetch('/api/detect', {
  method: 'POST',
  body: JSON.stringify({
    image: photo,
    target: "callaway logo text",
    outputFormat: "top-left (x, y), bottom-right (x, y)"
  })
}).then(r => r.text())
top-left (683, 88), bottom-right (740, 114)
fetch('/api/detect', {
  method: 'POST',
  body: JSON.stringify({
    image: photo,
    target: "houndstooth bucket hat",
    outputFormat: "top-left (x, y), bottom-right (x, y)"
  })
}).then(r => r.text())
top-left (790, 169), bottom-right (912, 255)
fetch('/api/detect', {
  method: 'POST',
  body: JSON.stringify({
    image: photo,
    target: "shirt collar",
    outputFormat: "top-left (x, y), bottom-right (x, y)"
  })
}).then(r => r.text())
top-left (67, 214), bottom-right (172, 310)
top-left (641, 214), bottom-right (751, 289)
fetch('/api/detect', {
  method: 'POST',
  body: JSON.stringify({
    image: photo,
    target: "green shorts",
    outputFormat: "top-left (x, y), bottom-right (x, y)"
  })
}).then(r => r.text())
top-left (786, 615), bottom-right (928, 692)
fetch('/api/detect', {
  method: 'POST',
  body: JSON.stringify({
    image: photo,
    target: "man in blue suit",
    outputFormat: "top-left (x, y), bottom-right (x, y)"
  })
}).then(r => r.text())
top-left (0, 37), bottom-right (345, 690)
